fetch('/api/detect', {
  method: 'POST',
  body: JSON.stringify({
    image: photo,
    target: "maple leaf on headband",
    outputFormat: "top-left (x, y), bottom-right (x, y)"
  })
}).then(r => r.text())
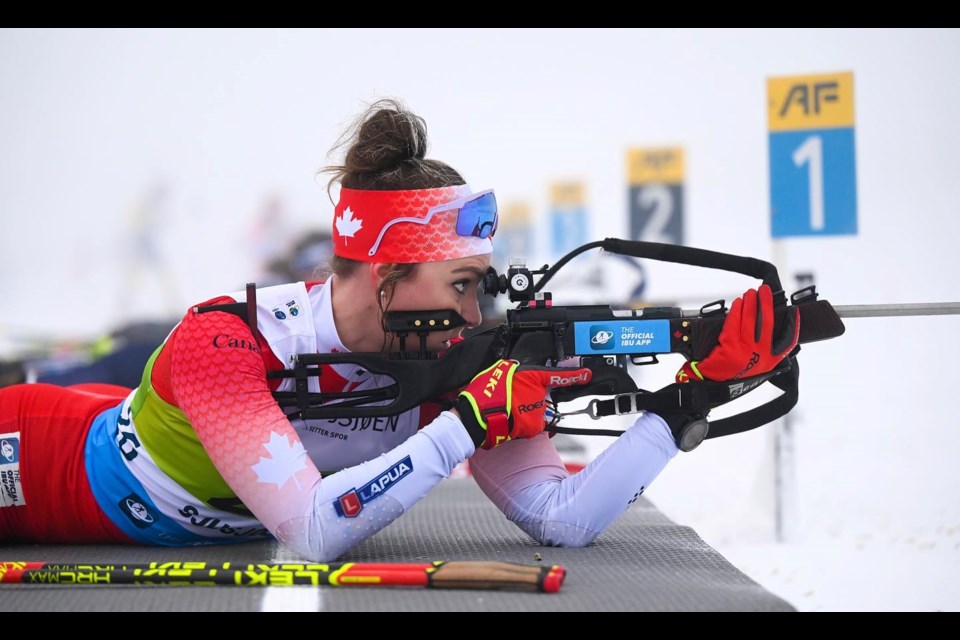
top-left (336, 207), bottom-right (363, 243)
top-left (252, 431), bottom-right (308, 491)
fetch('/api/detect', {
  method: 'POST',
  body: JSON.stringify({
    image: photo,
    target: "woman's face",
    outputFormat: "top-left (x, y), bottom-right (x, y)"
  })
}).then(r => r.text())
top-left (386, 254), bottom-right (492, 352)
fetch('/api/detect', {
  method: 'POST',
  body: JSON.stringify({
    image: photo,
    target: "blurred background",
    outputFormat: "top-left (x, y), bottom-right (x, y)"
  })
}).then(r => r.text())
top-left (2, 28), bottom-right (958, 611)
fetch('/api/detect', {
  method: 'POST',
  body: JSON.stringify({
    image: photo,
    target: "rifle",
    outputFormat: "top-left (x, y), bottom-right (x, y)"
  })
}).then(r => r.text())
top-left (253, 238), bottom-right (850, 448)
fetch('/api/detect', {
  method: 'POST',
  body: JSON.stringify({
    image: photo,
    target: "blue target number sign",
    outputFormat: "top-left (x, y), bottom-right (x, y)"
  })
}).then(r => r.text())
top-left (626, 148), bottom-right (685, 246)
top-left (548, 181), bottom-right (588, 258)
top-left (768, 72), bottom-right (858, 238)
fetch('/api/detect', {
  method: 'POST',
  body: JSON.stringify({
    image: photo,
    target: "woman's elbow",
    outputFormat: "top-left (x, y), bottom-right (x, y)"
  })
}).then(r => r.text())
top-left (522, 520), bottom-right (602, 548)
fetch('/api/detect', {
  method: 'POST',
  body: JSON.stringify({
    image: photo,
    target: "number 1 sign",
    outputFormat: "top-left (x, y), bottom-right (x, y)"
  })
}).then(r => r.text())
top-left (768, 71), bottom-right (858, 237)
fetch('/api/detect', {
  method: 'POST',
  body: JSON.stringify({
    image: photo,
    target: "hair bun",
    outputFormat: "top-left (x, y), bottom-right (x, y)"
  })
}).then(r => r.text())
top-left (345, 101), bottom-right (428, 174)
top-left (320, 97), bottom-right (463, 193)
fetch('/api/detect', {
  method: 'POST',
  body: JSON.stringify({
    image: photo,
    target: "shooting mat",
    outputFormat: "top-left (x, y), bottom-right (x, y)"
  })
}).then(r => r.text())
top-left (0, 478), bottom-right (794, 611)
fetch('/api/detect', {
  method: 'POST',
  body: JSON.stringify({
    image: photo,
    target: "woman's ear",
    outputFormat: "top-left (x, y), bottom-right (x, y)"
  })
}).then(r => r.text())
top-left (370, 262), bottom-right (392, 283)
top-left (370, 263), bottom-right (393, 305)
top-left (370, 263), bottom-right (392, 294)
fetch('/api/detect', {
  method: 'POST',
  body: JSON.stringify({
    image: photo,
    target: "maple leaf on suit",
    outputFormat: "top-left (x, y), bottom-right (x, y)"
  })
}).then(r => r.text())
top-left (252, 431), bottom-right (308, 491)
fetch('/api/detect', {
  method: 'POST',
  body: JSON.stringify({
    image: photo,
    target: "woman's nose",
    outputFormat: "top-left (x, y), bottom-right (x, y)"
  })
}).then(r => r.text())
top-left (462, 295), bottom-right (482, 330)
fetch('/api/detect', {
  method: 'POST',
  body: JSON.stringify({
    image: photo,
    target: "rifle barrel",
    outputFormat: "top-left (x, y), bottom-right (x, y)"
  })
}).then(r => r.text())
top-left (675, 301), bottom-right (960, 319)
top-left (831, 302), bottom-right (960, 318)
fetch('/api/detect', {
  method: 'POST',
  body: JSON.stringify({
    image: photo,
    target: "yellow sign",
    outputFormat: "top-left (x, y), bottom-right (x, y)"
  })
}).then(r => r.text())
top-left (768, 71), bottom-right (855, 131)
top-left (501, 201), bottom-right (532, 228)
top-left (549, 181), bottom-right (586, 207)
top-left (626, 148), bottom-right (685, 185)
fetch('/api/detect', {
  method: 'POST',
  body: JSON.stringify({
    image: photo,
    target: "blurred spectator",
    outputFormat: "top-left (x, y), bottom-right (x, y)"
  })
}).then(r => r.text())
top-left (288, 230), bottom-right (334, 281)
top-left (248, 193), bottom-right (294, 274)
top-left (0, 319), bottom-right (175, 389)
top-left (119, 182), bottom-right (182, 322)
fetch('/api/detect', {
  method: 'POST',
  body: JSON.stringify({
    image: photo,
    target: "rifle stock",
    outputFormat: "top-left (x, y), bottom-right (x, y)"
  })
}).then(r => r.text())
top-left (690, 299), bottom-right (846, 361)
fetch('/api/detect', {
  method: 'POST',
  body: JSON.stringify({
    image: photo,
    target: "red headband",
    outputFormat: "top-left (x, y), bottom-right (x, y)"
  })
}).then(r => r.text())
top-left (332, 185), bottom-right (493, 263)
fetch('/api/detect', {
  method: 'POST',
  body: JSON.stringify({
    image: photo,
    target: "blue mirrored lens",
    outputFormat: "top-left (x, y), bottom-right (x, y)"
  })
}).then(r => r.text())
top-left (455, 192), bottom-right (498, 239)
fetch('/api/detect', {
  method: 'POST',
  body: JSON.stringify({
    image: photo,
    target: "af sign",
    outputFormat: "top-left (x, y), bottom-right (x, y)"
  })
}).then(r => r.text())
top-left (768, 71), bottom-right (858, 237)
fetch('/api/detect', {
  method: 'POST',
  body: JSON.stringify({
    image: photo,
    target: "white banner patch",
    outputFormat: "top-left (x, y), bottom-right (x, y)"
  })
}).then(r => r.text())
top-left (0, 432), bottom-right (25, 507)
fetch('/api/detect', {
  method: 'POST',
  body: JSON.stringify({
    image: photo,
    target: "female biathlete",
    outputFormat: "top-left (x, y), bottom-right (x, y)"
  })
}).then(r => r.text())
top-left (0, 99), bottom-right (798, 561)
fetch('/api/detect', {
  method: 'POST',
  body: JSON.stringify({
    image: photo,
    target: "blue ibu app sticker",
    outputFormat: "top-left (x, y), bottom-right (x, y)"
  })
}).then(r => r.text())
top-left (589, 326), bottom-right (615, 350)
top-left (574, 320), bottom-right (670, 355)
top-left (0, 436), bottom-right (19, 464)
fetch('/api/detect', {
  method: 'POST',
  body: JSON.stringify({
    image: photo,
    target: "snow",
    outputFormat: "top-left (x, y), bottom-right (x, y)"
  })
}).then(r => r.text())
top-left (567, 309), bottom-right (960, 612)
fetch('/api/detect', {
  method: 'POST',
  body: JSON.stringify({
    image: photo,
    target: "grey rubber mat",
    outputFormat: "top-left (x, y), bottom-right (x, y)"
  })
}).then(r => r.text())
top-left (0, 478), bottom-right (794, 611)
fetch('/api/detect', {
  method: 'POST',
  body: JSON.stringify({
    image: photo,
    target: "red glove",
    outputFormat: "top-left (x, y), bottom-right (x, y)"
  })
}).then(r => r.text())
top-left (676, 284), bottom-right (800, 383)
top-left (456, 359), bottom-right (593, 450)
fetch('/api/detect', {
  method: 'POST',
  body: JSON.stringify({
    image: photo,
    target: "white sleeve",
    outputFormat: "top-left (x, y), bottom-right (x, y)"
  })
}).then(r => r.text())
top-left (276, 412), bottom-right (475, 561)
top-left (468, 412), bottom-right (679, 547)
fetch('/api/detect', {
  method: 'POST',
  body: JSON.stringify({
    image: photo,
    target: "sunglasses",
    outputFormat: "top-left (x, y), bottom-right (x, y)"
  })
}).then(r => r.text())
top-left (429, 189), bottom-right (498, 240)
top-left (367, 189), bottom-right (498, 258)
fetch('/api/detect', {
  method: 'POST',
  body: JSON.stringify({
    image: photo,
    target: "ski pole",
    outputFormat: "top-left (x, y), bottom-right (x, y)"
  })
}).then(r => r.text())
top-left (0, 560), bottom-right (566, 593)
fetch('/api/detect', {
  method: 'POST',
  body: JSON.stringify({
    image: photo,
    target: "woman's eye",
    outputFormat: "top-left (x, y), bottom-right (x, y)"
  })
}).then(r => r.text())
top-left (453, 280), bottom-right (469, 294)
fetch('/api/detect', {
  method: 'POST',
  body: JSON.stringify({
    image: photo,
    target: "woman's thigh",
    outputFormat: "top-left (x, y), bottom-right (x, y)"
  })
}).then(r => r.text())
top-left (0, 383), bottom-right (133, 543)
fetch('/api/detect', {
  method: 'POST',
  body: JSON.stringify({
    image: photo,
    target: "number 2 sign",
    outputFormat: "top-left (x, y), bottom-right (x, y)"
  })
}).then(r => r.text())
top-left (768, 71), bottom-right (858, 237)
top-left (627, 147), bottom-right (685, 246)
